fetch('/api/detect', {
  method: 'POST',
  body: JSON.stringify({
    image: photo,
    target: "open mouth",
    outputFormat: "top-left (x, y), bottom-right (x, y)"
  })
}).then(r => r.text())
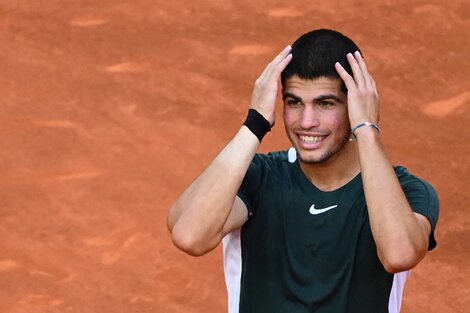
top-left (299, 135), bottom-right (326, 144)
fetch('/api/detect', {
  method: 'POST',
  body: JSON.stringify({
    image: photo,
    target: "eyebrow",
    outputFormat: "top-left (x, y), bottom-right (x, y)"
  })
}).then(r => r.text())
top-left (315, 93), bottom-right (343, 103)
top-left (282, 92), bottom-right (343, 103)
top-left (282, 92), bottom-right (302, 101)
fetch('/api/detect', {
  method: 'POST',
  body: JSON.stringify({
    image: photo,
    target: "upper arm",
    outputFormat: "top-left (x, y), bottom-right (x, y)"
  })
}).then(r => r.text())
top-left (399, 171), bottom-right (439, 251)
top-left (222, 196), bottom-right (249, 237)
top-left (376, 212), bottom-right (433, 273)
top-left (414, 212), bottom-right (432, 252)
top-left (403, 212), bottom-right (432, 268)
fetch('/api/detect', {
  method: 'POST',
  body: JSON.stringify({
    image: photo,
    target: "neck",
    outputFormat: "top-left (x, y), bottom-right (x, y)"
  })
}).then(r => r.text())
top-left (299, 142), bottom-right (360, 191)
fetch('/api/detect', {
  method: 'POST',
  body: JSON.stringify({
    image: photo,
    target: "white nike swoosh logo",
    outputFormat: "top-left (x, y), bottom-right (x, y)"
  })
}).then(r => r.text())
top-left (309, 204), bottom-right (338, 215)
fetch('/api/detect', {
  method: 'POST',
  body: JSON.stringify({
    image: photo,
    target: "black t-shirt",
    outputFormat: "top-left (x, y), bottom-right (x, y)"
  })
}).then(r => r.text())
top-left (223, 148), bottom-right (439, 313)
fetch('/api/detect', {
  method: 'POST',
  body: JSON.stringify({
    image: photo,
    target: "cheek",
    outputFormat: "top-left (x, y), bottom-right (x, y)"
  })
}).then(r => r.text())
top-left (329, 111), bottom-right (350, 133)
top-left (283, 108), bottom-right (297, 127)
top-left (331, 116), bottom-right (344, 128)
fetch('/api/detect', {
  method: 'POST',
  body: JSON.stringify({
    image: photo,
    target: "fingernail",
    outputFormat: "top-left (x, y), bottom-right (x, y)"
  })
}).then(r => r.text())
top-left (355, 51), bottom-right (362, 57)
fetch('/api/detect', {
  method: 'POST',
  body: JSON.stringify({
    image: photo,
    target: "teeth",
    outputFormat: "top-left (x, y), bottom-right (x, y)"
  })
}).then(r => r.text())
top-left (300, 135), bottom-right (324, 143)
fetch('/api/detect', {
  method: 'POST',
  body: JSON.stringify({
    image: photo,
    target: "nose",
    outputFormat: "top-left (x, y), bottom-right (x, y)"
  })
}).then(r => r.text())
top-left (299, 105), bottom-right (320, 129)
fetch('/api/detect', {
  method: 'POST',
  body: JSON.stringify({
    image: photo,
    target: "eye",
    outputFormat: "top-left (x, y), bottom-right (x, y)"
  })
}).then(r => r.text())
top-left (319, 101), bottom-right (334, 108)
top-left (285, 98), bottom-right (302, 106)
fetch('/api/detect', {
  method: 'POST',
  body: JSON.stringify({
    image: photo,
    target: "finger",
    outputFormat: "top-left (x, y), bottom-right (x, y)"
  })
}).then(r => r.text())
top-left (273, 45), bottom-right (292, 65)
top-left (272, 53), bottom-right (292, 78)
top-left (335, 62), bottom-right (356, 91)
top-left (354, 51), bottom-right (374, 90)
top-left (369, 75), bottom-right (377, 93)
top-left (276, 45), bottom-right (292, 62)
top-left (263, 53), bottom-right (291, 89)
top-left (266, 45), bottom-right (292, 76)
top-left (265, 45), bottom-right (292, 75)
top-left (258, 46), bottom-right (292, 81)
top-left (261, 46), bottom-right (292, 85)
top-left (347, 53), bottom-right (366, 88)
top-left (371, 77), bottom-right (377, 91)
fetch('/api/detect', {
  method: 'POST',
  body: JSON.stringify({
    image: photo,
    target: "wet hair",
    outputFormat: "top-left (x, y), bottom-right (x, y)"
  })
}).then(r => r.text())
top-left (281, 29), bottom-right (361, 93)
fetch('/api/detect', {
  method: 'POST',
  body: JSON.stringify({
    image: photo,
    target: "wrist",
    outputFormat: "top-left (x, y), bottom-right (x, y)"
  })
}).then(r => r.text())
top-left (243, 109), bottom-right (273, 142)
top-left (350, 122), bottom-right (380, 141)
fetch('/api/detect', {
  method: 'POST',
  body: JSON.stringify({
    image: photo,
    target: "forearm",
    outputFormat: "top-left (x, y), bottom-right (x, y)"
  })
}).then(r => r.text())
top-left (168, 46), bottom-right (292, 256)
top-left (168, 126), bottom-right (259, 255)
top-left (356, 128), bottom-right (429, 272)
top-left (336, 52), bottom-right (429, 272)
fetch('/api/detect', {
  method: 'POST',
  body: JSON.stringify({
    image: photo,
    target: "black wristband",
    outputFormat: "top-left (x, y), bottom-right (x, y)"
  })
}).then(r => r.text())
top-left (243, 109), bottom-right (272, 142)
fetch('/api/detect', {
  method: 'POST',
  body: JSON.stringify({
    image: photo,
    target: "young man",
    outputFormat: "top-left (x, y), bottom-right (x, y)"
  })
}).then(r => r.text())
top-left (167, 29), bottom-right (439, 313)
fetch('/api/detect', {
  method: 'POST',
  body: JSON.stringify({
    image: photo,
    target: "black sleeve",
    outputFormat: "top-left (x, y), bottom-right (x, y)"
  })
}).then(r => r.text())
top-left (395, 166), bottom-right (440, 250)
top-left (237, 154), bottom-right (266, 219)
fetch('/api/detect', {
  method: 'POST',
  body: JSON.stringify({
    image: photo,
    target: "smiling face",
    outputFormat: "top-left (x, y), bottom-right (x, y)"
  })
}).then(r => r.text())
top-left (283, 76), bottom-right (351, 165)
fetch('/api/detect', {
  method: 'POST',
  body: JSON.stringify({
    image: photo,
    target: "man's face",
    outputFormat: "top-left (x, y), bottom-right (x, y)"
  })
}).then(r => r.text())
top-left (283, 76), bottom-right (351, 164)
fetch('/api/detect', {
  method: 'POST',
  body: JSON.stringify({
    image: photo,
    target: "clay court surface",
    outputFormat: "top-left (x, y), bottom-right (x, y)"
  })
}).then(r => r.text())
top-left (0, 0), bottom-right (469, 312)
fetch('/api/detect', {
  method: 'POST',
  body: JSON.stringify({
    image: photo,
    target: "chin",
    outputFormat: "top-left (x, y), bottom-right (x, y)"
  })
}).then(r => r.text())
top-left (298, 150), bottom-right (335, 164)
top-left (296, 138), bottom-right (350, 165)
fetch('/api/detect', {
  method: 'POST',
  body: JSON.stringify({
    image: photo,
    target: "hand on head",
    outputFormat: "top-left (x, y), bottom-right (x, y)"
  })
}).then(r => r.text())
top-left (335, 51), bottom-right (380, 130)
top-left (250, 45), bottom-right (292, 126)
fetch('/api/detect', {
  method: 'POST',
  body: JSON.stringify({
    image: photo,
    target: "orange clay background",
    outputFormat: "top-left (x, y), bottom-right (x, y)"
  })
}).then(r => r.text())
top-left (0, 0), bottom-right (469, 312)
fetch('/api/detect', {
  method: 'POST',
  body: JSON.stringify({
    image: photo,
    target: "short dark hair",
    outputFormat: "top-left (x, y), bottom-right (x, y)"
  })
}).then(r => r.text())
top-left (281, 29), bottom-right (361, 93)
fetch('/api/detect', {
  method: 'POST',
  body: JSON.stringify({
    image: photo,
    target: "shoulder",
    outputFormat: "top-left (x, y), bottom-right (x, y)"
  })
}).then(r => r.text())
top-left (394, 166), bottom-right (438, 200)
top-left (246, 148), bottom-right (296, 182)
top-left (255, 149), bottom-right (289, 161)
top-left (251, 149), bottom-right (292, 168)
top-left (394, 166), bottom-right (439, 249)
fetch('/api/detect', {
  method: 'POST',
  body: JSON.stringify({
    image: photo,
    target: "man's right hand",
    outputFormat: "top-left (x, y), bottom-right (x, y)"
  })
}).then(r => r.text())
top-left (250, 45), bottom-right (292, 126)
top-left (168, 45), bottom-right (292, 256)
